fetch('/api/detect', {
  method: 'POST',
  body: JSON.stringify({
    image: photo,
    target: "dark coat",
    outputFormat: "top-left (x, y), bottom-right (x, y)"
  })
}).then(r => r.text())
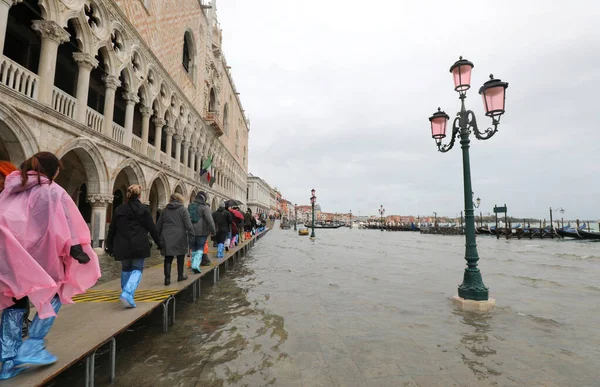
top-left (190, 196), bottom-right (216, 236)
top-left (212, 207), bottom-right (232, 233)
top-left (105, 198), bottom-right (161, 261)
top-left (157, 200), bottom-right (194, 256)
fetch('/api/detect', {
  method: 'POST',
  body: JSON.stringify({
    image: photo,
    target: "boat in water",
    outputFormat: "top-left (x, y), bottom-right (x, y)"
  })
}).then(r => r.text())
top-left (304, 223), bottom-right (344, 229)
top-left (298, 228), bottom-right (309, 236)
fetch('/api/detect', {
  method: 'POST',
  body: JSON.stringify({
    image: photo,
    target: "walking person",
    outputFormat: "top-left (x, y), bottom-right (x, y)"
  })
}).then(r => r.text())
top-left (0, 152), bottom-right (100, 379)
top-left (105, 184), bottom-right (161, 308)
top-left (188, 191), bottom-right (216, 272)
top-left (212, 201), bottom-right (232, 258)
top-left (157, 193), bottom-right (194, 285)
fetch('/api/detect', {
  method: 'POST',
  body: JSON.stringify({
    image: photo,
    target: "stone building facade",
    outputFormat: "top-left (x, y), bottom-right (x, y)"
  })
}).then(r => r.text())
top-left (246, 174), bottom-right (274, 215)
top-left (0, 0), bottom-right (250, 247)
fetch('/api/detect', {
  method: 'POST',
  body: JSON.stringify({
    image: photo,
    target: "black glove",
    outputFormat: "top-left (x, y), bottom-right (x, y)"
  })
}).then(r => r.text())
top-left (70, 244), bottom-right (91, 264)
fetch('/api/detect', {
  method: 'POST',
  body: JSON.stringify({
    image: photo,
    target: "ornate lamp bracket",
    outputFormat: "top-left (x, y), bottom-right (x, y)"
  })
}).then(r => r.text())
top-left (437, 116), bottom-right (461, 153)
top-left (469, 110), bottom-right (499, 140)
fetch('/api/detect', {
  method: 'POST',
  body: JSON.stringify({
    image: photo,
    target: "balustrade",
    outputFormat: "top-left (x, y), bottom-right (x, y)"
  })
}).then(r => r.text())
top-left (146, 144), bottom-right (156, 159)
top-left (51, 88), bottom-right (76, 119)
top-left (0, 56), bottom-right (39, 99)
top-left (112, 122), bottom-right (125, 144)
top-left (86, 108), bottom-right (104, 133)
top-left (131, 135), bottom-right (142, 153)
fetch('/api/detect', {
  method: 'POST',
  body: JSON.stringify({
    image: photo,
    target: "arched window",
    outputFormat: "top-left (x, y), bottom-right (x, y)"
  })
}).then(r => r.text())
top-left (223, 103), bottom-right (229, 135)
top-left (208, 88), bottom-right (216, 112)
top-left (182, 30), bottom-right (196, 81)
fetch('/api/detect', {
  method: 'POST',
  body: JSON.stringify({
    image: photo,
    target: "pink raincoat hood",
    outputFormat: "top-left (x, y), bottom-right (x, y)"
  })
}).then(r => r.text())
top-left (0, 171), bottom-right (101, 318)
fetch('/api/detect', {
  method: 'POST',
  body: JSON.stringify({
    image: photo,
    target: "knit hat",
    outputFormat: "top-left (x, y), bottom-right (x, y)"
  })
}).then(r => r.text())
top-left (0, 161), bottom-right (17, 177)
top-left (195, 191), bottom-right (207, 202)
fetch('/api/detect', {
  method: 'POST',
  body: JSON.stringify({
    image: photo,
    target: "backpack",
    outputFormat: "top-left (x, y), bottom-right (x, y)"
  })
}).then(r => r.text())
top-left (188, 202), bottom-right (201, 223)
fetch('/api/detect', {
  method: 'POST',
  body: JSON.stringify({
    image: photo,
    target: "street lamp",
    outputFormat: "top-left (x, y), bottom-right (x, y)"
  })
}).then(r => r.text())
top-left (378, 205), bottom-right (385, 231)
top-left (428, 56), bottom-right (509, 302)
top-left (349, 209), bottom-right (352, 229)
top-left (294, 203), bottom-right (298, 231)
top-left (473, 193), bottom-right (482, 227)
top-left (550, 207), bottom-right (565, 233)
top-left (310, 189), bottom-right (316, 238)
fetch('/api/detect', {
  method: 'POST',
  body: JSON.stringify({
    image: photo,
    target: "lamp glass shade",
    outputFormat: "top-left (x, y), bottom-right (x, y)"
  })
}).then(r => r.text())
top-left (449, 58), bottom-right (474, 92)
top-left (311, 189), bottom-right (315, 196)
top-left (479, 76), bottom-right (509, 117)
top-left (430, 116), bottom-right (448, 139)
top-left (476, 197), bottom-right (481, 207)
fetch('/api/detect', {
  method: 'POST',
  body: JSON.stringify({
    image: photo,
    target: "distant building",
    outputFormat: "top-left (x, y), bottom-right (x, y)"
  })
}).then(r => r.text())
top-left (246, 174), bottom-right (274, 215)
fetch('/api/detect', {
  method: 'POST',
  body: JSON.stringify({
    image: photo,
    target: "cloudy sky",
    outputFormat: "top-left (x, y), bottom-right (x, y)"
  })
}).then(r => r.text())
top-left (217, 0), bottom-right (600, 220)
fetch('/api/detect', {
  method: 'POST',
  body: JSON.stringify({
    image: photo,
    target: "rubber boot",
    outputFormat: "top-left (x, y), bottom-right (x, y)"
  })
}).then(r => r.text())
top-left (191, 251), bottom-right (201, 273)
top-left (119, 270), bottom-right (142, 308)
top-left (217, 243), bottom-right (224, 258)
top-left (177, 256), bottom-right (188, 281)
top-left (164, 260), bottom-right (172, 286)
top-left (0, 308), bottom-right (28, 379)
top-left (121, 271), bottom-right (131, 290)
top-left (201, 253), bottom-right (211, 267)
top-left (15, 295), bottom-right (61, 366)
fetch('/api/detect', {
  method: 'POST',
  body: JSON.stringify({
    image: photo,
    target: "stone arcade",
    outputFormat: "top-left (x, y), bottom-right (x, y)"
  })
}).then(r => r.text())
top-left (0, 0), bottom-right (250, 247)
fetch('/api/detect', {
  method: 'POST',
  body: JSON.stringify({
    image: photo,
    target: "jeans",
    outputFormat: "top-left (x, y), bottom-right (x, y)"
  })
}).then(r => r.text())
top-left (190, 235), bottom-right (208, 252)
top-left (121, 258), bottom-right (145, 272)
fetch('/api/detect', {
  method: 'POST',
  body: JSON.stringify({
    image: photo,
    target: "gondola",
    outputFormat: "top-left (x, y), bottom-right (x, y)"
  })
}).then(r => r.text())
top-left (304, 224), bottom-right (344, 229)
top-left (577, 230), bottom-right (600, 240)
top-left (556, 228), bottom-right (584, 240)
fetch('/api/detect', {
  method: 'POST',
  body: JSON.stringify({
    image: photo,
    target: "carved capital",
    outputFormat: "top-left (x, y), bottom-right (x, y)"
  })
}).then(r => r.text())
top-left (153, 117), bottom-right (166, 127)
top-left (72, 52), bottom-right (98, 70)
top-left (173, 133), bottom-right (181, 141)
top-left (190, 146), bottom-right (198, 153)
top-left (102, 75), bottom-right (121, 90)
top-left (32, 20), bottom-right (70, 44)
top-left (140, 106), bottom-right (154, 117)
top-left (123, 92), bottom-right (140, 105)
top-left (165, 126), bottom-right (176, 136)
top-left (182, 140), bottom-right (191, 149)
top-left (86, 194), bottom-right (113, 207)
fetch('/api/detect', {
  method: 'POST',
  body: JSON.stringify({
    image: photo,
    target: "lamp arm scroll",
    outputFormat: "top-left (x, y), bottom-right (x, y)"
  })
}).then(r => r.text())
top-left (437, 116), bottom-right (460, 153)
top-left (468, 110), bottom-right (499, 141)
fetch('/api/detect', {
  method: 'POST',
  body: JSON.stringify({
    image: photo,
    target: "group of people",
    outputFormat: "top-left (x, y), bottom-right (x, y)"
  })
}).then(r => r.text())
top-left (0, 151), bottom-right (265, 381)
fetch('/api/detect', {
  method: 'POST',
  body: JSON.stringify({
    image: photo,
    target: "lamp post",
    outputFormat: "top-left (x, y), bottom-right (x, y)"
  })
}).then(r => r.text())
top-left (349, 209), bottom-right (352, 229)
top-left (549, 207), bottom-right (565, 235)
top-left (428, 56), bottom-right (508, 302)
top-left (310, 189), bottom-right (316, 238)
top-left (294, 204), bottom-right (298, 231)
top-left (473, 193), bottom-right (481, 227)
top-left (433, 212), bottom-right (437, 226)
top-left (378, 205), bottom-right (385, 231)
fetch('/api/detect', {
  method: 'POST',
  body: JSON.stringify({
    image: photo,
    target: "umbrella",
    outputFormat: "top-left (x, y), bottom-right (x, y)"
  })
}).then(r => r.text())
top-left (225, 199), bottom-right (243, 208)
top-left (229, 208), bottom-right (244, 220)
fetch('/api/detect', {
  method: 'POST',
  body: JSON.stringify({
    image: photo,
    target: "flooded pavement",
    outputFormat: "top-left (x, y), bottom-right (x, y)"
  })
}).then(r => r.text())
top-left (52, 227), bottom-right (599, 386)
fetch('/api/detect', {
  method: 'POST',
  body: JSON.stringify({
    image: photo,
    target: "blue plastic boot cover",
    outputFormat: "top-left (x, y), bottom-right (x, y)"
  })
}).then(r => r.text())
top-left (121, 270), bottom-right (132, 290)
top-left (217, 243), bottom-right (225, 258)
top-left (191, 251), bottom-right (201, 273)
top-left (15, 295), bottom-right (61, 366)
top-left (120, 270), bottom-right (142, 308)
top-left (0, 309), bottom-right (28, 379)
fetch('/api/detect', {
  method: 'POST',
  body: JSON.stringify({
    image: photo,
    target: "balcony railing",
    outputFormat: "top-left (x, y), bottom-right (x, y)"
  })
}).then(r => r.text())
top-left (146, 143), bottom-right (155, 159)
top-left (86, 108), bottom-right (104, 133)
top-left (204, 111), bottom-right (224, 136)
top-left (51, 88), bottom-right (76, 119)
top-left (0, 56), bottom-right (38, 99)
top-left (160, 152), bottom-right (167, 164)
top-left (131, 135), bottom-right (142, 153)
top-left (112, 122), bottom-right (125, 144)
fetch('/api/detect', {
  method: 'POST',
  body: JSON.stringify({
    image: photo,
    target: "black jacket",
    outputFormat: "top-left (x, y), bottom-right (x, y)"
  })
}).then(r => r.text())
top-left (212, 207), bottom-right (232, 233)
top-left (105, 198), bottom-right (161, 260)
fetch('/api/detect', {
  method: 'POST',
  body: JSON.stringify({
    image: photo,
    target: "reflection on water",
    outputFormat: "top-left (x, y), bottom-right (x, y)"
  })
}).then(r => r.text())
top-left (50, 227), bottom-right (600, 386)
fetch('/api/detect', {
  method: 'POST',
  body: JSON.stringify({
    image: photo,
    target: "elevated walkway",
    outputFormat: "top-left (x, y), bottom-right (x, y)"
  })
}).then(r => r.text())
top-left (3, 229), bottom-right (270, 387)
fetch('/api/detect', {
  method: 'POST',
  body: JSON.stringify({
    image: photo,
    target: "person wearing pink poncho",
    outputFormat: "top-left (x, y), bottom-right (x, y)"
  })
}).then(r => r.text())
top-left (0, 152), bottom-right (101, 380)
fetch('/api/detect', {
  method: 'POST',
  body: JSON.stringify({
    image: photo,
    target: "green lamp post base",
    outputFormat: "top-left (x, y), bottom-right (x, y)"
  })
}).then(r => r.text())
top-left (457, 268), bottom-right (489, 301)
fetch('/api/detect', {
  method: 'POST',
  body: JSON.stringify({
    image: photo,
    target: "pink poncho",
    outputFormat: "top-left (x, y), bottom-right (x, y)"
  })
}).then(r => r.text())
top-left (0, 171), bottom-right (101, 318)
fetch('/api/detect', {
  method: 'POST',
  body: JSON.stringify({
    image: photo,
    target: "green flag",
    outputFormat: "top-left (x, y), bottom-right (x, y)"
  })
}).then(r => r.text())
top-left (202, 155), bottom-right (213, 170)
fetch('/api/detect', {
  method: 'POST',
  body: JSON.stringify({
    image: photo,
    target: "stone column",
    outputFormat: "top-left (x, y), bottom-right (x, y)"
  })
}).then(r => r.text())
top-left (190, 146), bottom-right (197, 171)
top-left (87, 194), bottom-right (113, 248)
top-left (195, 150), bottom-right (202, 173)
top-left (123, 92), bottom-right (139, 147)
top-left (0, 0), bottom-right (22, 58)
top-left (174, 134), bottom-right (182, 165)
top-left (32, 19), bottom-right (70, 105)
top-left (72, 52), bottom-right (98, 124)
top-left (102, 75), bottom-right (121, 138)
top-left (182, 140), bottom-right (190, 171)
top-left (165, 126), bottom-right (175, 163)
top-left (140, 106), bottom-right (153, 154)
top-left (153, 117), bottom-right (165, 162)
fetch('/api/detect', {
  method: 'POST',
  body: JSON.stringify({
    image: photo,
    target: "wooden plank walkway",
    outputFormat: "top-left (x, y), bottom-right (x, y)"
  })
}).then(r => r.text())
top-left (2, 229), bottom-right (270, 387)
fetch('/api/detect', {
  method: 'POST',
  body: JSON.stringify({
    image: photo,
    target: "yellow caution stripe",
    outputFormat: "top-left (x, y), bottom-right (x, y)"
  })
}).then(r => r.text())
top-left (72, 289), bottom-right (179, 303)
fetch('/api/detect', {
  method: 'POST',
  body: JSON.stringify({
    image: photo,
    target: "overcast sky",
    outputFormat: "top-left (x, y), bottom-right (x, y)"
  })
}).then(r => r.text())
top-left (217, 0), bottom-right (600, 220)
